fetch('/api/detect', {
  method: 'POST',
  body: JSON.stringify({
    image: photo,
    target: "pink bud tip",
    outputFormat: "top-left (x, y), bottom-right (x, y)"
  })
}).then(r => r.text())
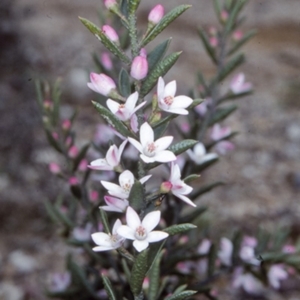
top-left (130, 56), bottom-right (148, 80)
top-left (140, 48), bottom-right (147, 58)
top-left (69, 177), bottom-right (79, 185)
top-left (220, 10), bottom-right (229, 22)
top-left (43, 100), bottom-right (53, 109)
top-left (88, 73), bottom-right (116, 96)
top-left (100, 52), bottom-right (113, 70)
top-left (232, 30), bottom-right (243, 41)
top-left (102, 25), bottom-right (119, 43)
top-left (62, 119), bottom-right (71, 131)
top-left (89, 190), bottom-right (99, 202)
top-left (148, 4), bottom-right (164, 24)
top-left (104, 0), bottom-right (117, 9)
top-left (209, 36), bottom-right (218, 48)
top-left (160, 181), bottom-right (172, 193)
top-left (79, 159), bottom-right (88, 171)
top-left (49, 163), bottom-right (61, 174)
top-left (52, 132), bottom-right (59, 140)
top-left (68, 146), bottom-right (79, 158)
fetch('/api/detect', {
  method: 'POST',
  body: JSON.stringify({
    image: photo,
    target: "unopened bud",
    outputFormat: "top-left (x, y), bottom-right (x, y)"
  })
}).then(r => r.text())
top-left (78, 159), bottom-right (88, 171)
top-left (148, 4), bottom-right (164, 25)
top-left (62, 119), bottom-right (71, 131)
top-left (102, 25), bottom-right (119, 43)
top-left (43, 100), bottom-right (53, 110)
top-left (232, 30), bottom-right (243, 41)
top-left (149, 111), bottom-right (161, 125)
top-left (130, 56), bottom-right (148, 80)
top-left (100, 52), bottom-right (113, 70)
top-left (209, 36), bottom-right (218, 48)
top-left (208, 26), bottom-right (217, 36)
top-left (87, 73), bottom-right (117, 96)
top-left (69, 177), bottom-right (79, 186)
top-left (68, 145), bottom-right (79, 158)
top-left (52, 132), bottom-right (59, 140)
top-left (160, 181), bottom-right (172, 193)
top-left (220, 10), bottom-right (229, 23)
top-left (89, 190), bottom-right (99, 202)
top-left (49, 162), bottom-right (61, 174)
top-left (104, 0), bottom-right (117, 10)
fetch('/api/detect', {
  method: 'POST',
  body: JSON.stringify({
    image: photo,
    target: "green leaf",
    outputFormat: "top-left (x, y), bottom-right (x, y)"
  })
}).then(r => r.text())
top-left (140, 52), bottom-right (181, 96)
top-left (44, 199), bottom-right (61, 224)
top-left (193, 156), bottom-right (219, 173)
top-left (169, 139), bottom-right (198, 156)
top-left (164, 290), bottom-right (197, 300)
top-left (92, 101), bottom-right (136, 138)
top-left (102, 274), bottom-right (118, 300)
top-left (45, 129), bottom-right (63, 153)
top-left (148, 38), bottom-right (172, 72)
top-left (208, 104), bottom-right (237, 126)
top-left (183, 174), bottom-right (200, 183)
top-left (164, 223), bottom-right (197, 236)
top-left (225, 0), bottom-right (247, 34)
top-left (173, 285), bottom-right (188, 295)
top-left (51, 79), bottom-right (62, 126)
top-left (207, 243), bottom-right (216, 277)
top-left (142, 5), bottom-right (191, 46)
top-left (79, 17), bottom-right (130, 64)
top-left (148, 250), bottom-right (164, 300)
top-left (190, 181), bottom-right (224, 200)
top-left (198, 28), bottom-right (217, 64)
top-left (119, 68), bottom-right (131, 97)
top-left (153, 120), bottom-right (169, 140)
top-left (179, 206), bottom-right (207, 223)
top-left (128, 181), bottom-right (144, 211)
top-left (120, 0), bottom-right (129, 18)
top-left (130, 249), bottom-right (149, 296)
top-left (72, 143), bottom-right (90, 172)
top-left (35, 80), bottom-right (43, 110)
top-left (213, 0), bottom-right (221, 17)
top-left (99, 209), bottom-right (110, 234)
top-left (227, 29), bottom-right (257, 56)
top-left (128, 0), bottom-right (140, 14)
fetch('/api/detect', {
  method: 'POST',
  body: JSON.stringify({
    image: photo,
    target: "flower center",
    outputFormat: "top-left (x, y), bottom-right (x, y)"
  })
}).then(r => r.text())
top-left (121, 181), bottom-right (132, 193)
top-left (119, 104), bottom-right (125, 109)
top-left (163, 96), bottom-right (174, 106)
top-left (143, 142), bottom-right (157, 157)
top-left (134, 225), bottom-right (147, 240)
top-left (110, 233), bottom-right (122, 247)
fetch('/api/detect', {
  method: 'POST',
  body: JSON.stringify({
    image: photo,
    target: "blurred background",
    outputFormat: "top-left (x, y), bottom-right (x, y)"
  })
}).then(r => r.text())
top-left (1, 0), bottom-right (300, 298)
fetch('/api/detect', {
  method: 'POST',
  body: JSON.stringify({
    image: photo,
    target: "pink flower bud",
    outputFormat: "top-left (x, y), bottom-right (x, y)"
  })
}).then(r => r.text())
top-left (209, 36), bottom-right (218, 48)
top-left (208, 26), bottom-right (217, 36)
top-left (142, 277), bottom-right (149, 290)
top-left (65, 136), bottom-right (72, 147)
top-left (68, 146), bottom-right (79, 158)
top-left (100, 52), bottom-right (113, 70)
top-left (89, 190), bottom-right (99, 202)
top-left (232, 30), bottom-right (243, 41)
top-left (43, 100), bottom-right (53, 110)
top-left (87, 73), bottom-right (117, 96)
top-left (148, 4), bottom-right (164, 24)
top-left (130, 56), bottom-right (148, 80)
top-left (52, 132), bottom-right (59, 140)
top-left (220, 10), bottom-right (229, 22)
top-left (78, 159), bottom-right (88, 171)
top-left (49, 162), bottom-right (61, 174)
top-left (102, 25), bottom-right (119, 43)
top-left (62, 119), bottom-right (71, 131)
top-left (160, 181), bottom-right (172, 193)
top-left (69, 177), bottom-right (79, 186)
top-left (104, 0), bottom-right (117, 9)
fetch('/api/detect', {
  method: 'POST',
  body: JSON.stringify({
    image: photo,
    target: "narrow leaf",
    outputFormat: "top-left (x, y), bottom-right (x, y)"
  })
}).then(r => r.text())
top-left (207, 244), bottom-right (216, 277)
top-left (119, 68), bottom-right (131, 97)
top-left (164, 223), bottom-right (197, 236)
top-left (92, 101), bottom-right (136, 138)
top-left (208, 104), bottom-right (237, 126)
top-left (227, 29), bottom-right (257, 56)
top-left (198, 28), bottom-right (217, 64)
top-left (225, 0), bottom-right (247, 34)
top-left (128, 181), bottom-right (144, 211)
top-left (99, 209), bottom-right (110, 234)
top-left (168, 139), bottom-right (198, 156)
top-left (164, 290), bottom-right (197, 300)
top-left (148, 250), bottom-right (164, 300)
top-left (142, 5), bottom-right (191, 46)
top-left (148, 38), bottom-right (172, 72)
top-left (72, 143), bottom-right (90, 172)
top-left (79, 17), bottom-right (130, 64)
top-left (179, 206), bottom-right (207, 223)
top-left (45, 129), bottom-right (63, 153)
top-left (140, 52), bottom-right (181, 96)
top-left (190, 182), bottom-right (224, 200)
top-left (213, 0), bottom-right (221, 17)
top-left (183, 174), bottom-right (200, 184)
top-left (130, 249), bottom-right (149, 296)
top-left (102, 274), bottom-right (118, 300)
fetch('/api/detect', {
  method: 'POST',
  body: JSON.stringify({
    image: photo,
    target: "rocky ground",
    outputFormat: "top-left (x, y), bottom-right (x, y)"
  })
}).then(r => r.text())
top-left (1, 0), bottom-right (300, 299)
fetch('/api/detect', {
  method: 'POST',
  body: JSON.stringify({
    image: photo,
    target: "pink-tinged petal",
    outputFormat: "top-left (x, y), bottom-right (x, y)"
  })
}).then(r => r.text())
top-left (140, 122), bottom-right (154, 146)
top-left (154, 150), bottom-right (176, 162)
top-left (125, 92), bottom-right (139, 112)
top-left (101, 205), bottom-right (123, 212)
top-left (154, 136), bottom-right (173, 152)
top-left (117, 139), bottom-right (128, 162)
top-left (106, 99), bottom-right (120, 114)
top-left (103, 195), bottom-right (128, 211)
top-left (132, 101), bottom-right (147, 115)
top-left (142, 210), bottom-right (161, 232)
top-left (166, 107), bottom-right (189, 115)
top-left (170, 162), bottom-right (181, 182)
top-left (126, 207), bottom-right (141, 230)
top-left (128, 137), bottom-right (143, 153)
top-left (171, 96), bottom-right (193, 108)
top-left (92, 232), bottom-right (111, 247)
top-left (157, 77), bottom-right (165, 100)
top-left (133, 240), bottom-right (149, 252)
top-left (130, 114), bottom-right (139, 133)
top-left (89, 159), bottom-right (112, 170)
top-left (147, 231), bottom-right (169, 242)
top-left (93, 245), bottom-right (115, 251)
top-left (140, 154), bottom-right (156, 163)
top-left (87, 82), bottom-right (98, 93)
top-left (112, 219), bottom-right (122, 234)
top-left (106, 145), bottom-right (119, 167)
top-left (173, 192), bottom-right (196, 207)
top-left (139, 174), bottom-right (152, 184)
top-left (101, 181), bottom-right (123, 193)
top-left (164, 80), bottom-right (176, 98)
top-left (117, 225), bottom-right (135, 240)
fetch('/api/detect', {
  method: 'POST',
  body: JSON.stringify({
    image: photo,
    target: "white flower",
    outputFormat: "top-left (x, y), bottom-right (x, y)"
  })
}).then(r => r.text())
top-left (233, 270), bottom-right (264, 295)
top-left (187, 142), bottom-right (218, 165)
top-left (210, 124), bottom-right (231, 141)
top-left (157, 77), bottom-right (193, 115)
top-left (230, 73), bottom-right (252, 95)
top-left (89, 140), bottom-right (127, 171)
top-left (49, 272), bottom-right (71, 292)
top-left (117, 206), bottom-right (169, 252)
top-left (106, 91), bottom-right (146, 121)
top-left (168, 162), bottom-right (195, 207)
top-left (92, 219), bottom-right (124, 251)
top-left (239, 246), bottom-right (260, 266)
top-left (128, 122), bottom-right (176, 163)
top-left (268, 265), bottom-right (288, 289)
top-left (72, 223), bottom-right (93, 242)
top-left (101, 170), bottom-right (151, 199)
top-left (100, 195), bottom-right (129, 213)
top-left (218, 237), bottom-right (233, 266)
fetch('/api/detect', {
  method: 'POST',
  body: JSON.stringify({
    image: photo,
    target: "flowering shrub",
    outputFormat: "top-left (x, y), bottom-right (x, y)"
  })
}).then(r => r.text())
top-left (36, 0), bottom-right (300, 299)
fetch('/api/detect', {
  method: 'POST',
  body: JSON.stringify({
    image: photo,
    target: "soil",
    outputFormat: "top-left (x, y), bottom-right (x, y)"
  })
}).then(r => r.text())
top-left (1, 0), bottom-right (300, 299)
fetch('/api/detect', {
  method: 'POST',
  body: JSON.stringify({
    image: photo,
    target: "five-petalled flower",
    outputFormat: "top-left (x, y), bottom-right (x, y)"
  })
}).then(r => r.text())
top-left (161, 162), bottom-right (195, 207)
top-left (107, 91), bottom-right (146, 122)
top-left (157, 77), bottom-right (193, 115)
top-left (92, 219), bottom-right (124, 251)
top-left (117, 206), bottom-right (169, 252)
top-left (128, 122), bottom-right (176, 163)
top-left (89, 139), bottom-right (127, 171)
top-left (100, 195), bottom-right (129, 213)
top-left (101, 170), bottom-right (151, 199)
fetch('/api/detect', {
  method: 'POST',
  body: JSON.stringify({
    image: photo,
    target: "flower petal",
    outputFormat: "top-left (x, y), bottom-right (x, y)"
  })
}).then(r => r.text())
top-left (140, 154), bottom-right (156, 163)
top-left (171, 96), bottom-right (193, 108)
top-left (140, 122), bottom-right (154, 146)
top-left (112, 219), bottom-right (122, 234)
top-left (106, 99), bottom-right (120, 114)
top-left (89, 158), bottom-right (112, 171)
top-left (91, 232), bottom-right (111, 246)
top-left (128, 137), bottom-right (143, 153)
top-left (126, 206), bottom-right (141, 230)
top-left (117, 139), bottom-right (128, 162)
top-left (157, 77), bottom-right (165, 100)
top-left (154, 150), bottom-right (176, 162)
top-left (139, 174), bottom-right (152, 184)
top-left (164, 80), bottom-right (176, 98)
top-left (117, 225), bottom-right (135, 240)
top-left (142, 211), bottom-right (160, 232)
top-left (119, 170), bottom-right (134, 186)
top-left (147, 231), bottom-right (169, 242)
top-left (106, 145), bottom-right (119, 167)
top-left (93, 245), bottom-right (115, 251)
top-left (125, 91), bottom-right (139, 112)
top-left (154, 136), bottom-right (173, 152)
top-left (133, 240), bottom-right (149, 252)
top-left (170, 162), bottom-right (180, 182)
top-left (166, 107), bottom-right (189, 115)
top-left (172, 192), bottom-right (196, 207)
